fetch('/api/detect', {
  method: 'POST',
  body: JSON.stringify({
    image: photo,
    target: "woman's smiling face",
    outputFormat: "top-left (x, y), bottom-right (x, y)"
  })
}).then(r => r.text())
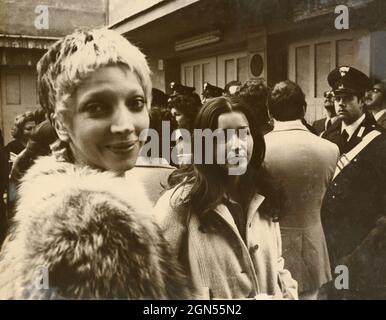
top-left (64, 65), bottom-right (149, 173)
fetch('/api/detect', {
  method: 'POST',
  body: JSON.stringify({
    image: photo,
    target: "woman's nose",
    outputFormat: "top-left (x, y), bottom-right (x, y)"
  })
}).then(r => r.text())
top-left (110, 105), bottom-right (135, 134)
top-left (229, 133), bottom-right (241, 151)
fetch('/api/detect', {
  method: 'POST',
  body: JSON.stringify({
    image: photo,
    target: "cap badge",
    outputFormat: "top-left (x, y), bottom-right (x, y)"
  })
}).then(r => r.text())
top-left (339, 66), bottom-right (350, 77)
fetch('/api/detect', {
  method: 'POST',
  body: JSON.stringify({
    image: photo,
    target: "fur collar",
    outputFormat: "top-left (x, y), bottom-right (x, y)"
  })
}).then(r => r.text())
top-left (0, 156), bottom-right (188, 299)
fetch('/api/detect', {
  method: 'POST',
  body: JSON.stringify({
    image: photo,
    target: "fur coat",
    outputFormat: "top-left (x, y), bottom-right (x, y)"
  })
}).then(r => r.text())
top-left (0, 156), bottom-right (188, 299)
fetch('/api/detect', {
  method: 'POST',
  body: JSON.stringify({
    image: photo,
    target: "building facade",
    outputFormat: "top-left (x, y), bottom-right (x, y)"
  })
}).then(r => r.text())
top-left (0, 0), bottom-right (107, 143)
top-left (109, 0), bottom-right (386, 123)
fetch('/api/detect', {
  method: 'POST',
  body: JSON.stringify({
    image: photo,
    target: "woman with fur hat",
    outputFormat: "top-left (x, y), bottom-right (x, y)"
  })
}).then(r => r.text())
top-left (0, 28), bottom-right (188, 299)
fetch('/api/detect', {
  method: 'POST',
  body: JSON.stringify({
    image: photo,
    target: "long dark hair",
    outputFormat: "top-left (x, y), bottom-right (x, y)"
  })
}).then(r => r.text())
top-left (167, 96), bottom-right (282, 222)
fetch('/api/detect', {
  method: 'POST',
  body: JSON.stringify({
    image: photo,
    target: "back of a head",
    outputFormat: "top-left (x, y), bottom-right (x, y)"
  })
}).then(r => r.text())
top-left (268, 80), bottom-right (306, 121)
top-left (168, 92), bottom-right (202, 131)
top-left (237, 78), bottom-right (270, 125)
top-left (238, 78), bottom-right (268, 106)
top-left (31, 119), bottom-right (58, 147)
top-left (152, 88), bottom-right (168, 109)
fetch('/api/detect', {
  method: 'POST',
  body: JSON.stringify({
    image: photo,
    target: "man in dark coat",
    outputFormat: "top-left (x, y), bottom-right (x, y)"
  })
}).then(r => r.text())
top-left (321, 131), bottom-right (386, 299)
top-left (312, 90), bottom-right (338, 135)
top-left (321, 66), bottom-right (381, 154)
top-left (365, 80), bottom-right (386, 129)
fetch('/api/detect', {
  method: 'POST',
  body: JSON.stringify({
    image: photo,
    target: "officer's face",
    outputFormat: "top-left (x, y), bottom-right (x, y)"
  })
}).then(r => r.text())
top-left (334, 93), bottom-right (364, 125)
top-left (365, 83), bottom-right (385, 110)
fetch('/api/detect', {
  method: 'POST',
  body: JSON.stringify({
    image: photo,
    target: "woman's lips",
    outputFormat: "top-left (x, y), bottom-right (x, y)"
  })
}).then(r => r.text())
top-left (227, 154), bottom-right (247, 163)
top-left (106, 141), bottom-right (138, 154)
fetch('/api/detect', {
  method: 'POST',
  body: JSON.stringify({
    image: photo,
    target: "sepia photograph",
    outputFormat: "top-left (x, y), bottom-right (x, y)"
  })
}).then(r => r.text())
top-left (0, 0), bottom-right (386, 306)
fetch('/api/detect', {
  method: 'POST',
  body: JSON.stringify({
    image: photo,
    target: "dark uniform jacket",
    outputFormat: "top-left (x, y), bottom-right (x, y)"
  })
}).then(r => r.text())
top-left (312, 117), bottom-right (327, 136)
top-left (376, 111), bottom-right (386, 129)
top-left (321, 112), bottom-right (380, 154)
top-left (321, 132), bottom-right (386, 299)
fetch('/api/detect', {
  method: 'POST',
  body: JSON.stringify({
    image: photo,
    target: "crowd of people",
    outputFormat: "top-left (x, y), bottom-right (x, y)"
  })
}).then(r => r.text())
top-left (0, 27), bottom-right (385, 300)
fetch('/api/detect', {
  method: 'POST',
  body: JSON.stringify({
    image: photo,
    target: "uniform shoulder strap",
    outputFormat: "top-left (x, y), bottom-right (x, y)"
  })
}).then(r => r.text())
top-left (333, 130), bottom-right (382, 180)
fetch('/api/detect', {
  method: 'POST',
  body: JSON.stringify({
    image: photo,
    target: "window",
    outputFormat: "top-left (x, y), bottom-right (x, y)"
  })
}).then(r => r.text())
top-left (217, 51), bottom-right (248, 88)
top-left (184, 66), bottom-right (193, 87)
top-left (225, 59), bottom-right (235, 84)
top-left (315, 42), bottom-right (331, 98)
top-left (295, 46), bottom-right (310, 97)
top-left (181, 52), bottom-right (248, 95)
top-left (181, 58), bottom-right (216, 96)
top-left (193, 65), bottom-right (200, 92)
top-left (237, 57), bottom-right (248, 84)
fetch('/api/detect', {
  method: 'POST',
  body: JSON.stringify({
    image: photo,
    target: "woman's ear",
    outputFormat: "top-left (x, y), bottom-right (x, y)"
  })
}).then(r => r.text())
top-left (53, 112), bottom-right (70, 142)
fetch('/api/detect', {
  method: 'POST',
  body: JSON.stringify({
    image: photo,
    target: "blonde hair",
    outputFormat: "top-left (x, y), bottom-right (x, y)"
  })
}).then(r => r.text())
top-left (37, 28), bottom-right (152, 119)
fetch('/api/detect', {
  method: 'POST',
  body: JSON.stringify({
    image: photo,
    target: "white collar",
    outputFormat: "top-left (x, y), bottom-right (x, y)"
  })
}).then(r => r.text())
top-left (341, 114), bottom-right (366, 140)
top-left (273, 119), bottom-right (308, 131)
top-left (374, 109), bottom-right (386, 121)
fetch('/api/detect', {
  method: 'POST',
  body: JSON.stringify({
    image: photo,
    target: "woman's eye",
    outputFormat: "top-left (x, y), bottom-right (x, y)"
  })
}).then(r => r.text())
top-left (236, 128), bottom-right (250, 137)
top-left (128, 98), bottom-right (145, 111)
top-left (85, 103), bottom-right (108, 116)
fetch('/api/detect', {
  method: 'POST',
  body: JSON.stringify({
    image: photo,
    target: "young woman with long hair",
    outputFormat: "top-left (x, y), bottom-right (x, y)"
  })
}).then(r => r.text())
top-left (154, 96), bottom-right (298, 299)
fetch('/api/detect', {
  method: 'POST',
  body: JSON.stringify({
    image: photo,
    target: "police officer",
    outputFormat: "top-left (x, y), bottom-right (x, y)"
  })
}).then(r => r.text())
top-left (320, 69), bottom-right (386, 299)
top-left (202, 82), bottom-right (224, 103)
top-left (169, 82), bottom-right (196, 99)
top-left (312, 90), bottom-right (338, 135)
top-left (322, 66), bottom-right (381, 154)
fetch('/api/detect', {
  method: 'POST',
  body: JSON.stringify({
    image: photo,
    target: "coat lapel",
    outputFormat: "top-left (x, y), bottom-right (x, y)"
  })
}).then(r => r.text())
top-left (213, 203), bottom-right (239, 232)
top-left (212, 194), bottom-right (266, 234)
top-left (322, 119), bottom-right (342, 146)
